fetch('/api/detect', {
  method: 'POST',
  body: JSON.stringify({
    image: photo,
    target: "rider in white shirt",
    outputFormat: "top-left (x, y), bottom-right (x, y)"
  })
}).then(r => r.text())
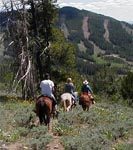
top-left (40, 77), bottom-right (54, 97)
top-left (36, 73), bottom-right (58, 114)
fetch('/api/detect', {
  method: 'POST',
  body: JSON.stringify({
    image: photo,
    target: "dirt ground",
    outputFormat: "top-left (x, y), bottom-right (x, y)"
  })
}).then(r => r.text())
top-left (46, 133), bottom-right (64, 150)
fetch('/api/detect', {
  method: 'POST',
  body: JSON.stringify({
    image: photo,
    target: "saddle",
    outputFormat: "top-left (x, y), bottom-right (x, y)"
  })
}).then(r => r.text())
top-left (37, 95), bottom-right (53, 101)
top-left (81, 92), bottom-right (95, 104)
top-left (36, 94), bottom-right (59, 115)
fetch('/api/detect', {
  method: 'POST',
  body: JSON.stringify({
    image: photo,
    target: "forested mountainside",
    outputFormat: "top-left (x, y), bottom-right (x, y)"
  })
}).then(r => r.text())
top-left (0, 7), bottom-right (133, 76)
top-left (58, 7), bottom-right (133, 75)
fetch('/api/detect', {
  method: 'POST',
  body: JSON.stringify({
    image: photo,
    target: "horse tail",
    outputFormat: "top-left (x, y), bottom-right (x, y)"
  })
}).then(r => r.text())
top-left (39, 100), bottom-right (48, 114)
top-left (40, 101), bottom-right (45, 107)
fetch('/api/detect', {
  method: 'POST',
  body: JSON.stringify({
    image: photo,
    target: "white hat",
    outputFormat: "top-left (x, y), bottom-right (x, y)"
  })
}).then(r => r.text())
top-left (83, 80), bottom-right (88, 85)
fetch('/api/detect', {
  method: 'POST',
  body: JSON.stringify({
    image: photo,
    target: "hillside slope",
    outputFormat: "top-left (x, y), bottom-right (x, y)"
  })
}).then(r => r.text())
top-left (59, 7), bottom-right (133, 59)
top-left (0, 8), bottom-right (133, 76)
top-left (58, 7), bottom-right (133, 74)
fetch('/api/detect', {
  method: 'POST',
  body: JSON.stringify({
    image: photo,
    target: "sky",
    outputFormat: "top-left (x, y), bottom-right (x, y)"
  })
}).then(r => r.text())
top-left (58, 0), bottom-right (133, 22)
top-left (0, 0), bottom-right (132, 22)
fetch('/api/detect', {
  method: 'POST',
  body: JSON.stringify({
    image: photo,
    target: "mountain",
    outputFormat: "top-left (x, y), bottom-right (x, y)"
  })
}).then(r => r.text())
top-left (128, 21), bottom-right (133, 24)
top-left (0, 7), bottom-right (133, 75)
top-left (58, 7), bottom-right (133, 75)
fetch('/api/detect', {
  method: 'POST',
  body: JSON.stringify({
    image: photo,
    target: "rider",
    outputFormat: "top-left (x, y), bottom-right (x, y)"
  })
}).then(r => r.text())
top-left (81, 80), bottom-right (95, 104)
top-left (64, 78), bottom-right (78, 104)
top-left (36, 73), bottom-right (58, 114)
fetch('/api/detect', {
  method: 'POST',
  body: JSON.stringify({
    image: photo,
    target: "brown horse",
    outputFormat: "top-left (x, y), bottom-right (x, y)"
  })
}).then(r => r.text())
top-left (79, 93), bottom-right (92, 111)
top-left (36, 96), bottom-right (53, 130)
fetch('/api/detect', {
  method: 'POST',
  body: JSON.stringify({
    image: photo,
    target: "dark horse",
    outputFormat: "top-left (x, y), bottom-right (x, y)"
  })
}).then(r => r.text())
top-left (36, 96), bottom-right (53, 130)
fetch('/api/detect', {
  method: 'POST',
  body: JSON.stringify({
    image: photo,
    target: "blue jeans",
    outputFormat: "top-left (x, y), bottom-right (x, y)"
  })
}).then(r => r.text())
top-left (72, 93), bottom-right (78, 103)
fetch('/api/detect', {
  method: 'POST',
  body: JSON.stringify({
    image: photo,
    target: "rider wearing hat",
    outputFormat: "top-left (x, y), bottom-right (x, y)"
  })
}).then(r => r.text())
top-left (81, 80), bottom-right (95, 104)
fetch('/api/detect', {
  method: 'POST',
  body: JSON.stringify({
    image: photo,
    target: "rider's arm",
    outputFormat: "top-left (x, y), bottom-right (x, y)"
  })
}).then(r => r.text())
top-left (52, 86), bottom-right (55, 93)
top-left (87, 85), bottom-right (93, 94)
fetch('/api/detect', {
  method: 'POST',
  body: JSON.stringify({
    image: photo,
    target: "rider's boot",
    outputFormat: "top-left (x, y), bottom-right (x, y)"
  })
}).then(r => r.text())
top-left (52, 104), bottom-right (59, 115)
top-left (91, 98), bottom-right (96, 104)
top-left (74, 99), bottom-right (77, 106)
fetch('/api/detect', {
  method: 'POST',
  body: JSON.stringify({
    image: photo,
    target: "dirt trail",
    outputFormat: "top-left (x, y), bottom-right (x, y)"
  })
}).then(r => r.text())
top-left (0, 142), bottom-right (25, 150)
top-left (46, 119), bottom-right (64, 150)
top-left (46, 133), bottom-right (64, 150)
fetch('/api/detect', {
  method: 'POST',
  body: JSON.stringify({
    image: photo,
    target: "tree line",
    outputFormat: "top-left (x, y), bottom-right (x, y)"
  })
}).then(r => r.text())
top-left (1, 0), bottom-right (77, 99)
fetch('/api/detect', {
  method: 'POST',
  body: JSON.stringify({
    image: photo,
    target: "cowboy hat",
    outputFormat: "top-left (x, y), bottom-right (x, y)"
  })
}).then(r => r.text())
top-left (83, 80), bottom-right (88, 85)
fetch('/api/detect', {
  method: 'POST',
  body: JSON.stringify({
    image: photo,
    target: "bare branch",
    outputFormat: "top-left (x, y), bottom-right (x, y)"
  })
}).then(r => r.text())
top-left (40, 42), bottom-right (51, 56)
top-left (14, 59), bottom-right (31, 91)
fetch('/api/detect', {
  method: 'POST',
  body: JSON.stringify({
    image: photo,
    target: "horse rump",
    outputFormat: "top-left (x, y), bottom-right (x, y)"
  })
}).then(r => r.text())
top-left (36, 97), bottom-right (52, 129)
top-left (79, 93), bottom-right (92, 111)
top-left (60, 93), bottom-right (74, 111)
top-left (79, 94), bottom-right (89, 104)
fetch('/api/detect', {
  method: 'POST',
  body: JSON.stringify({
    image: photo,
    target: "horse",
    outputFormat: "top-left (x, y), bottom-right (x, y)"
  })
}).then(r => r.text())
top-left (36, 96), bottom-right (53, 130)
top-left (60, 93), bottom-right (75, 112)
top-left (79, 93), bottom-right (92, 111)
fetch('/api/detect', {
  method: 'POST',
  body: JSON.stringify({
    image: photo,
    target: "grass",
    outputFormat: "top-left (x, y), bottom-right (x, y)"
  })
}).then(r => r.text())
top-left (92, 55), bottom-right (107, 64)
top-left (53, 100), bottom-right (133, 150)
top-left (0, 99), bottom-right (52, 149)
top-left (0, 96), bottom-right (132, 149)
top-left (92, 55), bottom-right (132, 72)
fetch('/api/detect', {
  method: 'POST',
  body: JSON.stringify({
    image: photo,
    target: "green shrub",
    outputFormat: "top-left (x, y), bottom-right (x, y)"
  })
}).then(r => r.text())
top-left (26, 126), bottom-right (52, 150)
top-left (114, 143), bottom-right (133, 150)
top-left (121, 72), bottom-right (133, 105)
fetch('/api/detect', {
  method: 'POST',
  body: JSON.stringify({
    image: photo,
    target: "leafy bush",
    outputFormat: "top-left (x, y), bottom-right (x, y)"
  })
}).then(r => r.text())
top-left (93, 67), bottom-right (121, 96)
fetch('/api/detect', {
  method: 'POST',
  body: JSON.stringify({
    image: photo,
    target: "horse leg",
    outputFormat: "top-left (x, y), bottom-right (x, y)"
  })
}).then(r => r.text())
top-left (39, 114), bottom-right (43, 125)
top-left (82, 105), bottom-right (86, 111)
top-left (63, 100), bottom-right (67, 111)
top-left (87, 104), bottom-right (90, 111)
top-left (67, 105), bottom-right (71, 111)
top-left (46, 114), bottom-right (51, 130)
top-left (85, 105), bottom-right (89, 111)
